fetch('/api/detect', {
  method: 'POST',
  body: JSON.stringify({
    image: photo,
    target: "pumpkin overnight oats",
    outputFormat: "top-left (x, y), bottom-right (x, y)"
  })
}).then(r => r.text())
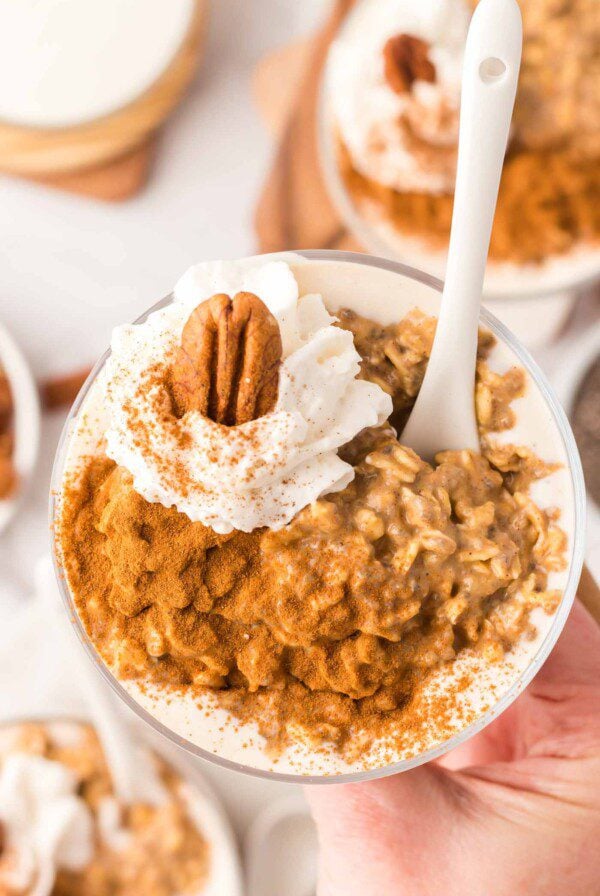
top-left (54, 256), bottom-right (576, 775)
top-left (0, 720), bottom-right (209, 896)
top-left (326, 0), bottom-right (600, 272)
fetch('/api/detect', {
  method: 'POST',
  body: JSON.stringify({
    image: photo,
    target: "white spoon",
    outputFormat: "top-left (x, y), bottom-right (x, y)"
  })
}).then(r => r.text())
top-left (401, 0), bottom-right (522, 460)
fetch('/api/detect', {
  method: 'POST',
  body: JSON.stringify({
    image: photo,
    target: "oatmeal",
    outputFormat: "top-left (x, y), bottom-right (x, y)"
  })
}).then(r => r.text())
top-left (58, 306), bottom-right (566, 759)
top-left (0, 722), bottom-right (209, 896)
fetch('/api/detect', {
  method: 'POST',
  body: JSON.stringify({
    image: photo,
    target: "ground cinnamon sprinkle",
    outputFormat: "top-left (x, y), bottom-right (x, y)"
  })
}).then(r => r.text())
top-left (339, 141), bottom-right (600, 264)
top-left (57, 309), bottom-right (566, 761)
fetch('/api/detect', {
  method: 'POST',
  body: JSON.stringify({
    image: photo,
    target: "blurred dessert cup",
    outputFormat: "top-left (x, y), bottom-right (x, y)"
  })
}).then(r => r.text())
top-left (0, 716), bottom-right (242, 896)
top-left (320, 0), bottom-right (600, 347)
top-left (0, 320), bottom-right (40, 531)
top-left (0, 0), bottom-right (209, 178)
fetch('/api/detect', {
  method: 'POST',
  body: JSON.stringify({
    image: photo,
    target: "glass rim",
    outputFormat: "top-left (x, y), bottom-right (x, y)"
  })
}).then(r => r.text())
top-left (317, 39), bottom-right (600, 303)
top-left (50, 249), bottom-right (586, 785)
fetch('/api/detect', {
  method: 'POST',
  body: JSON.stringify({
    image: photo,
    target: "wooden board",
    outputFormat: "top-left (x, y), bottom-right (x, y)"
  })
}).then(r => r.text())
top-left (19, 139), bottom-right (155, 202)
top-left (252, 38), bottom-right (312, 140)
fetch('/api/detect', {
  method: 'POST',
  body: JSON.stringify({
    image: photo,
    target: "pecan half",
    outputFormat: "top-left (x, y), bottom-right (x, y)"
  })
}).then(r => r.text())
top-left (383, 34), bottom-right (436, 95)
top-left (171, 292), bottom-right (282, 425)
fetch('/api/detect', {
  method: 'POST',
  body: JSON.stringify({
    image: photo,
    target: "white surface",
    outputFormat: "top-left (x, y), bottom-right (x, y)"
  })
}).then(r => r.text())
top-left (0, 0), bottom-right (595, 836)
top-left (402, 0), bottom-right (521, 457)
top-left (0, 0), bottom-right (195, 128)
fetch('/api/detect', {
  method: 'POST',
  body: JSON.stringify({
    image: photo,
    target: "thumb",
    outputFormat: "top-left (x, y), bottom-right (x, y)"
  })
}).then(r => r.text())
top-left (511, 599), bottom-right (600, 761)
top-left (306, 764), bottom-right (467, 890)
top-left (458, 599), bottom-right (600, 809)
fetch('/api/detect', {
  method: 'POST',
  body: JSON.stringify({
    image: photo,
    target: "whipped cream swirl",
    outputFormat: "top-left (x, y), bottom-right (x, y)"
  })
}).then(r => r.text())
top-left (0, 754), bottom-right (94, 896)
top-left (103, 257), bottom-right (392, 533)
top-left (329, 0), bottom-right (470, 194)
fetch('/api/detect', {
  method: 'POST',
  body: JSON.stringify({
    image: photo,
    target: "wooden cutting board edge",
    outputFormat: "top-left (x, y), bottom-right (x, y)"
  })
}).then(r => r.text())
top-left (17, 139), bottom-right (156, 202)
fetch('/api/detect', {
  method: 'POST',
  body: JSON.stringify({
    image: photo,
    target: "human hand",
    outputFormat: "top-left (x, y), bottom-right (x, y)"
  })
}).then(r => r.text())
top-left (307, 598), bottom-right (600, 896)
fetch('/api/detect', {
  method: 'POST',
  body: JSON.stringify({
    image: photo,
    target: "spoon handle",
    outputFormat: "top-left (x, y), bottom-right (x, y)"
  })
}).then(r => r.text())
top-left (402, 0), bottom-right (522, 458)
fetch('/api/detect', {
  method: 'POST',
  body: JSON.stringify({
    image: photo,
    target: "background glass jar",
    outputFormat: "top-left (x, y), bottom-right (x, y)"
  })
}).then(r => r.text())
top-left (317, 0), bottom-right (600, 349)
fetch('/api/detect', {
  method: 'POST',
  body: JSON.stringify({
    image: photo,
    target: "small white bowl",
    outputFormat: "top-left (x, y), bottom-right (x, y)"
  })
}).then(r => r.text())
top-left (245, 796), bottom-right (317, 896)
top-left (0, 320), bottom-right (40, 532)
top-left (137, 722), bottom-right (244, 896)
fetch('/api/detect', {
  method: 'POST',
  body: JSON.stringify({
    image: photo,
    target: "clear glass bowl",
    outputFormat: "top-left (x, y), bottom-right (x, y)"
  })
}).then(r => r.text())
top-left (317, 2), bottom-right (600, 346)
top-left (50, 250), bottom-right (586, 784)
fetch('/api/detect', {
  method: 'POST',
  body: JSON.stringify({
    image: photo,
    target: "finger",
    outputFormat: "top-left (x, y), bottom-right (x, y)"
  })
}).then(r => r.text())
top-left (435, 715), bottom-right (514, 769)
top-left (306, 767), bottom-right (473, 894)
top-left (442, 596), bottom-right (600, 770)
top-left (528, 598), bottom-right (600, 696)
top-left (307, 764), bottom-right (465, 849)
top-left (459, 600), bottom-right (600, 789)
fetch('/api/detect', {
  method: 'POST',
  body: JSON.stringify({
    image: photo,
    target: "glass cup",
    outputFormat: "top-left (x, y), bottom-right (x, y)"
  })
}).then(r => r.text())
top-left (0, 715), bottom-right (243, 896)
top-left (318, 0), bottom-right (600, 348)
top-left (50, 250), bottom-right (586, 783)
